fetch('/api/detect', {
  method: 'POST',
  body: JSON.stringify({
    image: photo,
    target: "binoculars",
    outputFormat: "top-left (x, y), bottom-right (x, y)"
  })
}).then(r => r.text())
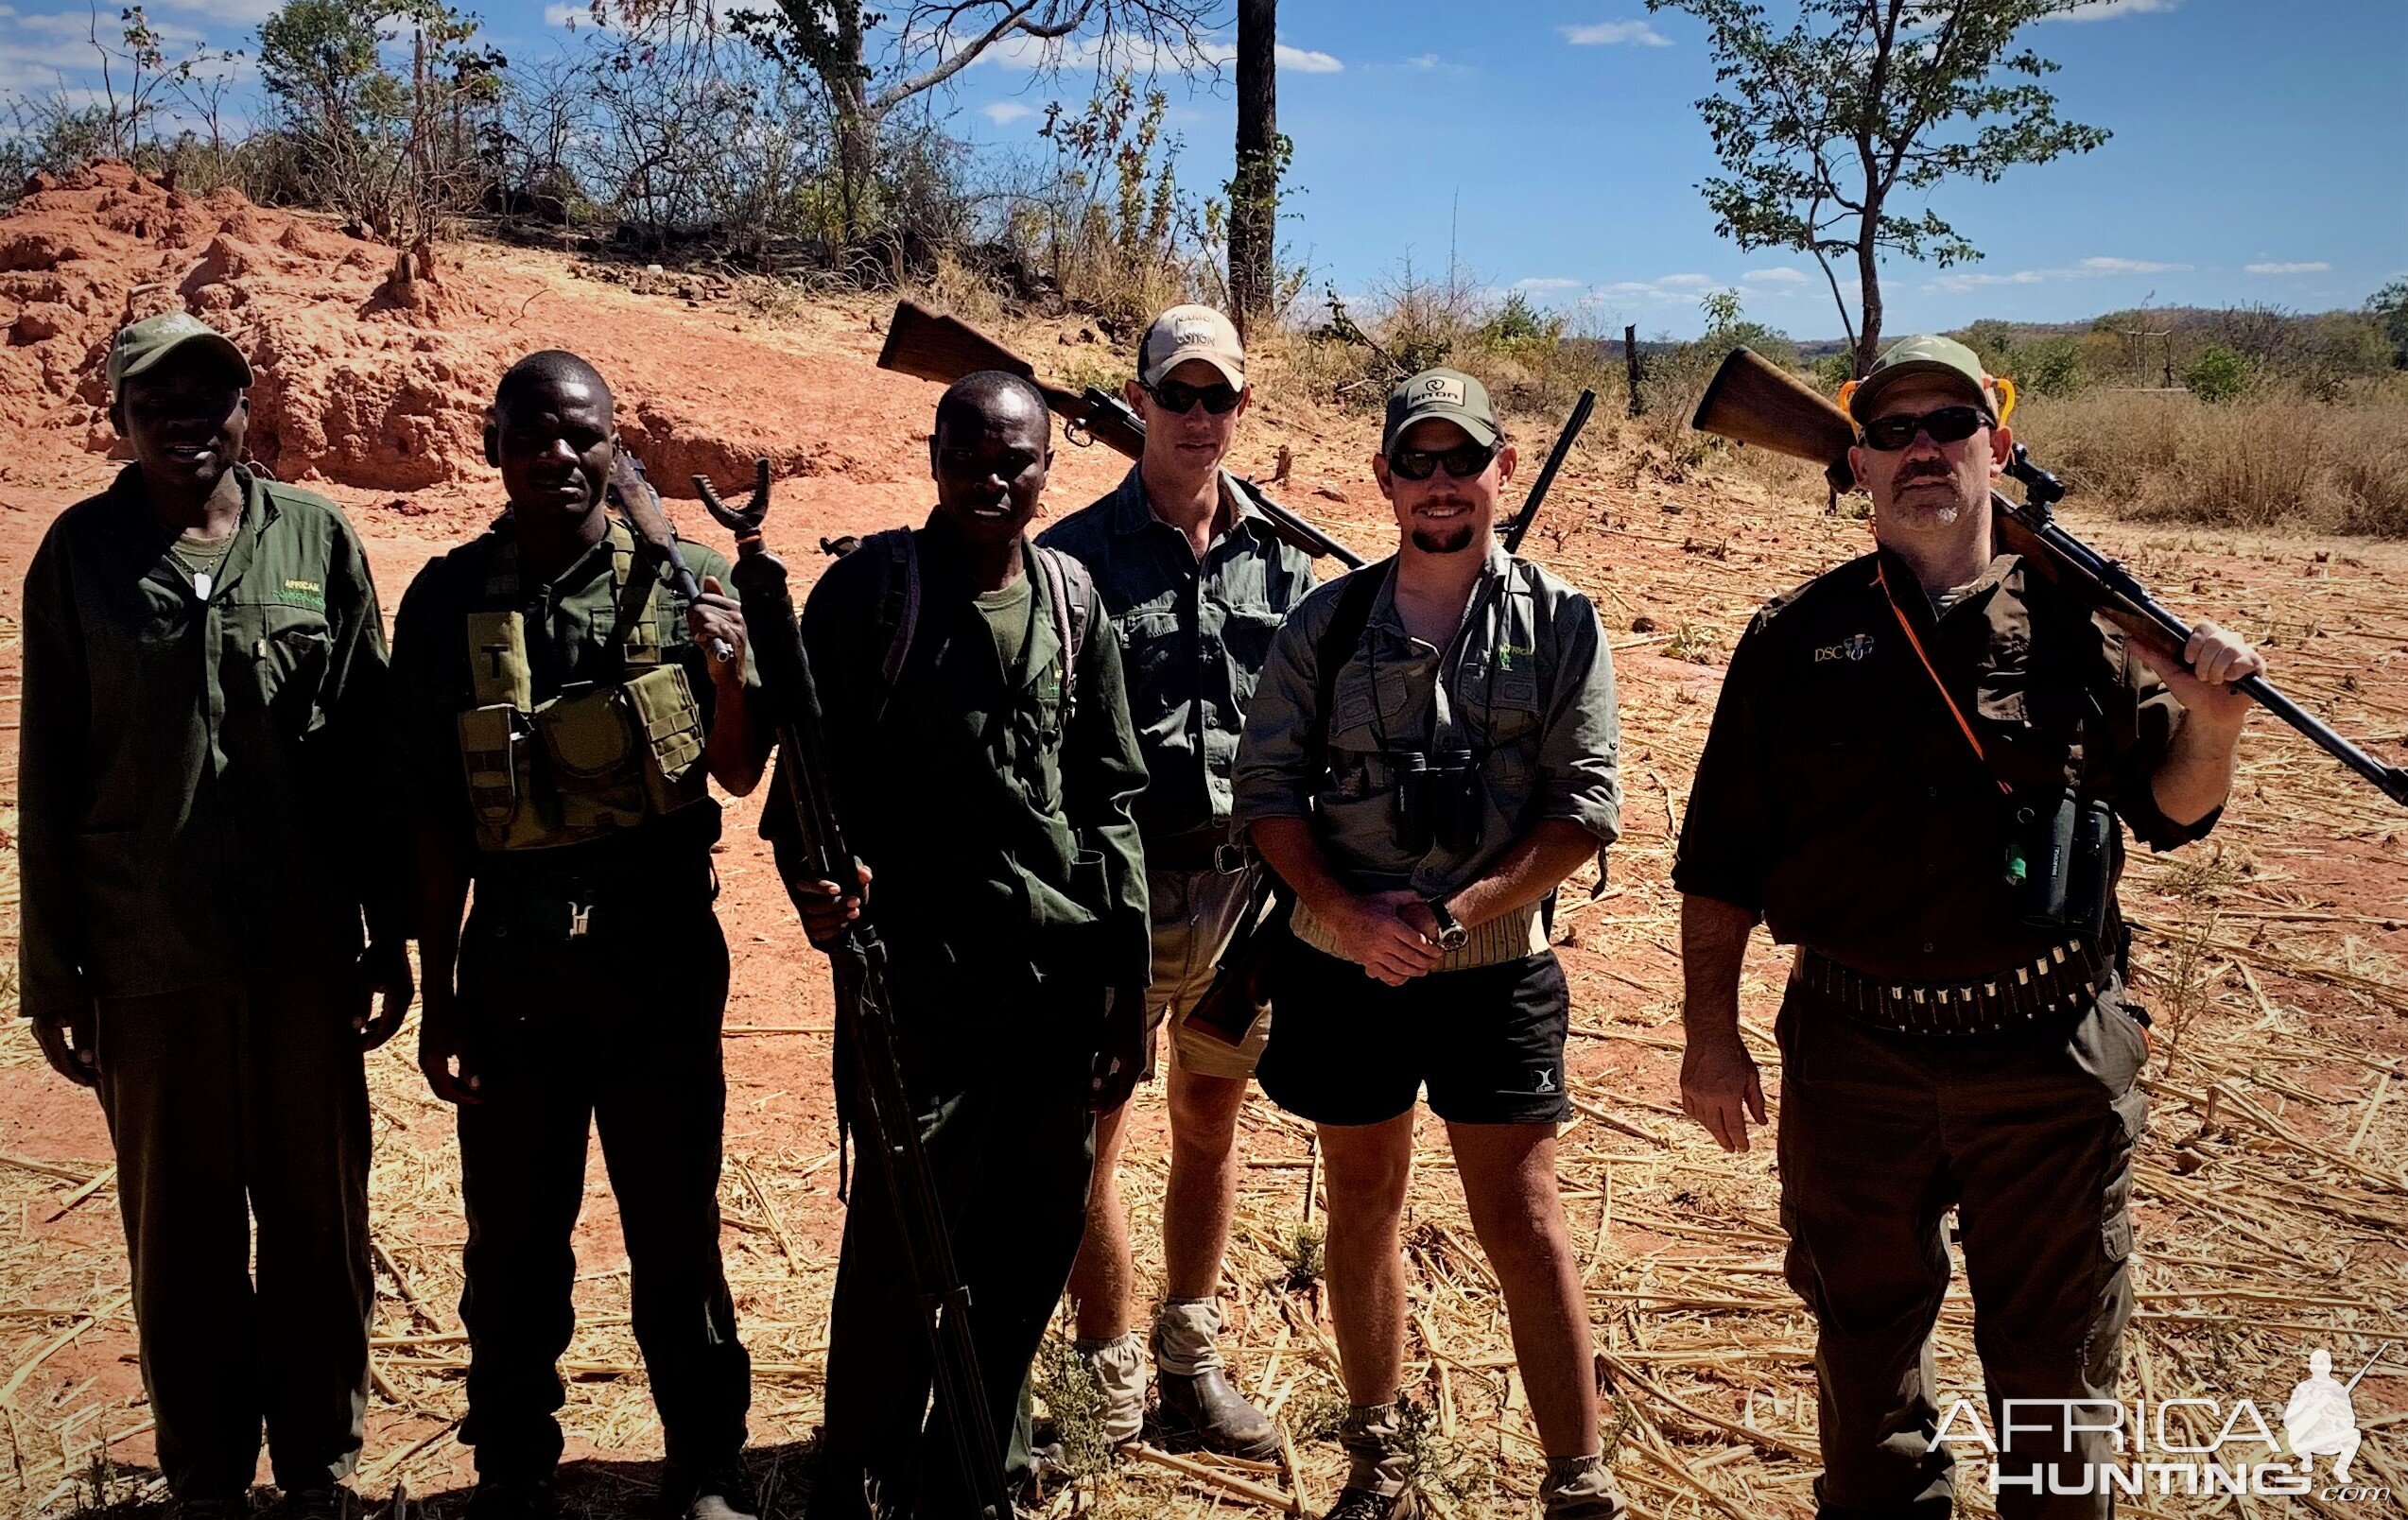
top-left (1393, 749), bottom-right (1483, 855)
top-left (2004, 791), bottom-right (2113, 940)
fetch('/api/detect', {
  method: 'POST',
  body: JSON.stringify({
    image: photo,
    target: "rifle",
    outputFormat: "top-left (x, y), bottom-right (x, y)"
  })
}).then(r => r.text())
top-left (1689, 347), bottom-right (2408, 810)
top-left (694, 458), bottom-right (1014, 1520)
top-left (1185, 387), bottom-right (1599, 1048)
top-left (876, 300), bottom-right (1367, 571)
top-left (1502, 388), bottom-right (1595, 555)
top-left (607, 453), bottom-right (735, 663)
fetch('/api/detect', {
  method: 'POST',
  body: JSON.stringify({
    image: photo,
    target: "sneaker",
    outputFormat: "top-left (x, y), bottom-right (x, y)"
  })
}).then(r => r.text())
top-left (1321, 1489), bottom-right (1420, 1520)
top-left (276, 1488), bottom-right (356, 1520)
top-left (465, 1477), bottom-right (560, 1520)
top-left (1153, 1366), bottom-right (1280, 1460)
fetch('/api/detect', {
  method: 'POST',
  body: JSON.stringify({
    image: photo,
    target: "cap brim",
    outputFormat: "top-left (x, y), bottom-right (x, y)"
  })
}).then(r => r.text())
top-left (117, 332), bottom-right (253, 396)
top-left (1384, 405), bottom-right (1500, 456)
top-left (1142, 352), bottom-right (1245, 389)
top-left (1847, 359), bottom-right (1985, 422)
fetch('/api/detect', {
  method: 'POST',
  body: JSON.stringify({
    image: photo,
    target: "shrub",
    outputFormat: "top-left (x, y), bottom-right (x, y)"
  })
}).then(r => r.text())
top-left (2185, 345), bottom-right (2254, 403)
top-left (2017, 336), bottom-right (2088, 397)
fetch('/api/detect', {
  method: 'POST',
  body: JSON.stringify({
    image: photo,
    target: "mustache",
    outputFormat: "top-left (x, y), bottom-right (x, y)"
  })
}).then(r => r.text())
top-left (1895, 464), bottom-right (1954, 485)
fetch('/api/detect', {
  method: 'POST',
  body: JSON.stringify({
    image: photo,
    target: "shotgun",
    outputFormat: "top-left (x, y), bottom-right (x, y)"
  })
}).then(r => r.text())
top-left (876, 300), bottom-right (1366, 570)
top-left (694, 459), bottom-right (1014, 1519)
top-left (1690, 347), bottom-right (2408, 810)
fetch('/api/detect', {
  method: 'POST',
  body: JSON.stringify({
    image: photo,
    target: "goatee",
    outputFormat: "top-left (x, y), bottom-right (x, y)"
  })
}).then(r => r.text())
top-left (1412, 525), bottom-right (1477, 555)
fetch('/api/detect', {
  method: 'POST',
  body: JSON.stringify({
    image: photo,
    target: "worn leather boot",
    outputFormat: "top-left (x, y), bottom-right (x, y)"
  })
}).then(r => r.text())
top-left (1154, 1363), bottom-right (1281, 1460)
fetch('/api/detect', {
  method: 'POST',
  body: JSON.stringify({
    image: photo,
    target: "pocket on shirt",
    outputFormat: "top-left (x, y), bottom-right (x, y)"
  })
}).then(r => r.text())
top-left (241, 604), bottom-right (334, 732)
top-left (1219, 605), bottom-right (1286, 673)
top-left (1119, 610), bottom-right (1184, 717)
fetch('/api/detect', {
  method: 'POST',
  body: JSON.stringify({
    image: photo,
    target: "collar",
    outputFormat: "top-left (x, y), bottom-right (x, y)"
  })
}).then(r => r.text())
top-left (1370, 540), bottom-right (1519, 646)
top-left (1108, 465), bottom-right (1262, 544)
top-left (1870, 543), bottom-right (2015, 628)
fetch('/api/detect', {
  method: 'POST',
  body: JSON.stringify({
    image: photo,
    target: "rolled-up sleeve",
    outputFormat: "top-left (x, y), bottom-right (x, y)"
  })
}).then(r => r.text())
top-left (1534, 594), bottom-right (1621, 846)
top-left (2094, 615), bottom-right (2220, 852)
top-left (1231, 587), bottom-right (1330, 835)
top-left (1672, 611), bottom-right (1776, 917)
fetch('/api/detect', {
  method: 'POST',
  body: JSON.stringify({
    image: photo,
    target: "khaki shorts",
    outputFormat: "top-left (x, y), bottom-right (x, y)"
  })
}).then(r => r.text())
top-left (1146, 865), bottom-right (1270, 1081)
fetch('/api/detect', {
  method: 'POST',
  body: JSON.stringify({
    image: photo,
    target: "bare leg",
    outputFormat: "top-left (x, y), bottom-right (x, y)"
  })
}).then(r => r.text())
top-left (1317, 1114), bottom-right (1416, 1404)
top-left (1448, 1121), bottom-right (1600, 1457)
top-left (1162, 1068), bottom-right (1248, 1301)
top-left (1066, 1098), bottom-right (1134, 1340)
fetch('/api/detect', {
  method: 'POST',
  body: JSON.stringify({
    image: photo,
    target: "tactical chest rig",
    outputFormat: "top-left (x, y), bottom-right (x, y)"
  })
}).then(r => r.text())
top-left (456, 519), bottom-right (709, 852)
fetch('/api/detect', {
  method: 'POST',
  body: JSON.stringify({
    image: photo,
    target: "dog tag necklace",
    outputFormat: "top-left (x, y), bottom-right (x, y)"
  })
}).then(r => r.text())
top-left (171, 527), bottom-right (238, 602)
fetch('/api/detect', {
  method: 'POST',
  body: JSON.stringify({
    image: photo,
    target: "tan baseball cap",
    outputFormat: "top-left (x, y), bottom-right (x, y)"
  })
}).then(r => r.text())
top-left (1137, 304), bottom-right (1245, 389)
top-left (1382, 367), bottom-right (1500, 456)
top-left (107, 312), bottom-right (251, 404)
top-left (1845, 334), bottom-right (1992, 423)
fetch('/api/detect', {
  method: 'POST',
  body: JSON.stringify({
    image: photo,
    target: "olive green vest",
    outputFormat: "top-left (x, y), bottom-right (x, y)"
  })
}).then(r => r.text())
top-left (455, 519), bottom-right (708, 852)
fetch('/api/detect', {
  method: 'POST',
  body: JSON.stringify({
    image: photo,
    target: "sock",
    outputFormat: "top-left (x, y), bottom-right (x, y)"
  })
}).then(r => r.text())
top-left (1151, 1297), bottom-right (1224, 1376)
top-left (1072, 1333), bottom-right (1145, 1446)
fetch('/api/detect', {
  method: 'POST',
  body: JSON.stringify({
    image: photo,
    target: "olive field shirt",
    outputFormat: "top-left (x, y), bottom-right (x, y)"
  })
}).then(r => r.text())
top-left (386, 514), bottom-right (744, 896)
top-left (1672, 546), bottom-right (2215, 983)
top-left (1038, 469), bottom-right (1317, 843)
top-left (794, 514), bottom-right (1153, 1010)
top-left (18, 465), bottom-right (395, 1018)
top-left (1233, 544), bottom-right (1622, 959)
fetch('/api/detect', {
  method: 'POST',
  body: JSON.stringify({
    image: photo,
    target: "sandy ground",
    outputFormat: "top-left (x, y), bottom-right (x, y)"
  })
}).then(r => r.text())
top-left (1, 172), bottom-right (2404, 1519)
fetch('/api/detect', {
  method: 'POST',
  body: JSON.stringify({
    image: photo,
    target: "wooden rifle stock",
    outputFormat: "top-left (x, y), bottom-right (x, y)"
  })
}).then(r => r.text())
top-left (877, 300), bottom-right (1365, 569)
top-left (1688, 348), bottom-right (2408, 809)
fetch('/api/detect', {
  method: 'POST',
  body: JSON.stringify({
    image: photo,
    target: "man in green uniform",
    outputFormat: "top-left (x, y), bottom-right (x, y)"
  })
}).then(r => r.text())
top-left (1038, 305), bottom-right (1309, 1456)
top-left (1234, 371), bottom-right (1628, 1520)
top-left (390, 351), bottom-right (766, 1520)
top-left (20, 313), bottom-right (410, 1520)
top-left (1674, 336), bottom-right (2265, 1519)
top-left (787, 371), bottom-right (1151, 1517)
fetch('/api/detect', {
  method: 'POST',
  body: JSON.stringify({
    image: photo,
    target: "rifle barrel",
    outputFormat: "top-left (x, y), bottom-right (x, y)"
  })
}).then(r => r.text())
top-left (1503, 389), bottom-right (1596, 555)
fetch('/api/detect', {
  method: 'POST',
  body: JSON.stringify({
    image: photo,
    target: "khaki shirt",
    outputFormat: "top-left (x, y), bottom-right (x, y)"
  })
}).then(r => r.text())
top-left (1233, 544), bottom-right (1622, 915)
top-left (387, 515), bottom-right (743, 896)
top-left (1038, 468), bottom-right (1317, 842)
top-left (1673, 546), bottom-right (2213, 982)
top-left (18, 465), bottom-right (394, 1017)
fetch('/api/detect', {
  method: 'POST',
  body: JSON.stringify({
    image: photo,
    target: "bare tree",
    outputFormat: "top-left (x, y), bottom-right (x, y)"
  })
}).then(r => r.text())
top-left (1648, 0), bottom-right (2109, 374)
top-left (1227, 0), bottom-right (1276, 332)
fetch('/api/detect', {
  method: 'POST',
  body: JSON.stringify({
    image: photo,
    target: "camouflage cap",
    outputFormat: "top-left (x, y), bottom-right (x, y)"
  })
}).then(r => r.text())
top-left (1845, 334), bottom-right (1992, 423)
top-left (107, 312), bottom-right (252, 405)
top-left (1382, 367), bottom-right (1500, 456)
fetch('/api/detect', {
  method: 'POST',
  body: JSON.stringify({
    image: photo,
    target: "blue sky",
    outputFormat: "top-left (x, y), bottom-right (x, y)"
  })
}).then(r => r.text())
top-left (7, 0), bottom-right (2402, 338)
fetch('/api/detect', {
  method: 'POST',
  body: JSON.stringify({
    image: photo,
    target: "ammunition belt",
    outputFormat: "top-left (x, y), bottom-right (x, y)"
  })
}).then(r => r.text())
top-left (1796, 938), bottom-right (2107, 1037)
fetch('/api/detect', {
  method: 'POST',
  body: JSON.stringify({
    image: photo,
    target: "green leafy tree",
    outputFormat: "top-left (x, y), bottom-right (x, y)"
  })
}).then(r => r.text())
top-left (2184, 345), bottom-right (2252, 404)
top-left (2370, 279), bottom-right (2408, 370)
top-left (1646, 0), bottom-right (2110, 375)
top-left (2016, 334), bottom-right (2085, 396)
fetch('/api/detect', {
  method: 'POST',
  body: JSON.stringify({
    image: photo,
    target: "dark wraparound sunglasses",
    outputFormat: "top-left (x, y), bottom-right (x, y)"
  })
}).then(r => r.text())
top-left (1388, 440), bottom-right (1499, 481)
top-left (1860, 405), bottom-right (1995, 452)
top-left (1144, 377), bottom-right (1243, 415)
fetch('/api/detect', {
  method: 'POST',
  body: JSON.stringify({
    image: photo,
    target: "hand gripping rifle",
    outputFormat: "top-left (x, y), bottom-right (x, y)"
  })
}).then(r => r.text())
top-left (694, 459), bottom-right (1014, 1520)
top-left (876, 300), bottom-right (1367, 571)
top-left (1689, 347), bottom-right (2408, 809)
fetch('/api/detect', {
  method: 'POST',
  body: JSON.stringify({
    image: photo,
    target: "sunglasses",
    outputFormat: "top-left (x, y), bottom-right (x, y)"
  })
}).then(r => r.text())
top-left (1387, 440), bottom-right (1499, 481)
top-left (1144, 377), bottom-right (1243, 415)
top-left (1860, 406), bottom-right (1994, 452)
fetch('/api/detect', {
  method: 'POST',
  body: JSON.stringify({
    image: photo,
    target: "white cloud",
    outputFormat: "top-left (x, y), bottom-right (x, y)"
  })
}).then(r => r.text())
top-left (1926, 254), bottom-right (2191, 291)
top-left (1562, 20), bottom-right (1673, 47)
top-left (544, 3), bottom-right (586, 26)
top-left (1513, 277), bottom-right (1585, 293)
top-left (1407, 53), bottom-right (1439, 70)
top-left (1276, 43), bottom-right (1343, 74)
top-left (144, 0), bottom-right (281, 24)
top-left (978, 100), bottom-right (1036, 126)
top-left (2047, 0), bottom-right (2182, 21)
top-left (1744, 267), bottom-right (1812, 285)
top-left (2245, 260), bottom-right (2330, 275)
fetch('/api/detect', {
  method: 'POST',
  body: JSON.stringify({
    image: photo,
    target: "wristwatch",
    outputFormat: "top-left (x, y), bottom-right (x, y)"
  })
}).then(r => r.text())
top-left (1427, 899), bottom-right (1470, 953)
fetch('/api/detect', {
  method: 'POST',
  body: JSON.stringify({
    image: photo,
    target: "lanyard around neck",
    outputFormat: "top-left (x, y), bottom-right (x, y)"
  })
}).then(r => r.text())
top-left (1873, 561), bottom-right (2013, 798)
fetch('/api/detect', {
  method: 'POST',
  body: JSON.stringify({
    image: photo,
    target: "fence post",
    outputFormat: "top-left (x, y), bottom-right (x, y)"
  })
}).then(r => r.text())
top-left (1624, 324), bottom-right (1644, 417)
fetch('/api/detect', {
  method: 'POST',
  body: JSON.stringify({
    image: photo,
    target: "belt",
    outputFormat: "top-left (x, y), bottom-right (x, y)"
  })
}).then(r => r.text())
top-left (1795, 938), bottom-right (2107, 1037)
top-left (1147, 827), bottom-right (1247, 874)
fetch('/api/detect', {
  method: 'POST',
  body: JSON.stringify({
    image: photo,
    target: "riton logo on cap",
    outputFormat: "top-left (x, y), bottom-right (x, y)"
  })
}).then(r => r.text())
top-left (1416, 375), bottom-right (1468, 406)
top-left (1169, 319), bottom-right (1217, 348)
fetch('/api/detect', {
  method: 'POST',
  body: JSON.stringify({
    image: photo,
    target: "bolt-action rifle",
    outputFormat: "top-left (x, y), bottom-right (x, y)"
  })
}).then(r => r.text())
top-left (1502, 388), bottom-right (1596, 555)
top-left (876, 300), bottom-right (1367, 571)
top-left (1689, 347), bottom-right (2408, 809)
top-left (694, 459), bottom-right (1013, 1519)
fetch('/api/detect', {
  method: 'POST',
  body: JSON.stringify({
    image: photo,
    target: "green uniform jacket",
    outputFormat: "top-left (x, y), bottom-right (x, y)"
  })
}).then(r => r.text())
top-left (18, 464), bottom-right (395, 1020)
top-left (795, 513), bottom-right (1152, 1013)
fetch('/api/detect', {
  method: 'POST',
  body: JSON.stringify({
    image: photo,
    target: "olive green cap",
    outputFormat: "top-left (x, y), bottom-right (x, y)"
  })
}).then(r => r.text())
top-left (1845, 333), bottom-right (1990, 423)
top-left (1382, 368), bottom-right (1500, 456)
top-left (107, 312), bottom-right (252, 405)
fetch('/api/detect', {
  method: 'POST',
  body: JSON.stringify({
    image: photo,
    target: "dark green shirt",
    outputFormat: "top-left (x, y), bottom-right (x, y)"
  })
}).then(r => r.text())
top-left (387, 514), bottom-right (742, 893)
top-left (18, 465), bottom-right (394, 1018)
top-left (795, 513), bottom-right (1152, 1007)
top-left (1038, 468), bottom-right (1316, 842)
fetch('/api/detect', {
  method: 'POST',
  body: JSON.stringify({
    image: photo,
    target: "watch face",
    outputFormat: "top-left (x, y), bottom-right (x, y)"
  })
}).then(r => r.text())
top-left (1440, 925), bottom-right (1469, 951)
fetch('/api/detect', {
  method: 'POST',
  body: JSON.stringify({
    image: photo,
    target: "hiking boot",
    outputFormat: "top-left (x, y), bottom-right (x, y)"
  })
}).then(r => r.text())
top-left (465, 1477), bottom-right (560, 1520)
top-left (176, 1494), bottom-right (251, 1520)
top-left (1153, 1365), bottom-right (1280, 1460)
top-left (276, 1487), bottom-right (356, 1520)
top-left (663, 1460), bottom-right (757, 1520)
top-left (1320, 1489), bottom-right (1420, 1520)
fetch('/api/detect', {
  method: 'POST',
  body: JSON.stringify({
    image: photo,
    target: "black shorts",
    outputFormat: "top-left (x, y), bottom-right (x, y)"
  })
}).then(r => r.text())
top-left (1256, 939), bottom-right (1574, 1127)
